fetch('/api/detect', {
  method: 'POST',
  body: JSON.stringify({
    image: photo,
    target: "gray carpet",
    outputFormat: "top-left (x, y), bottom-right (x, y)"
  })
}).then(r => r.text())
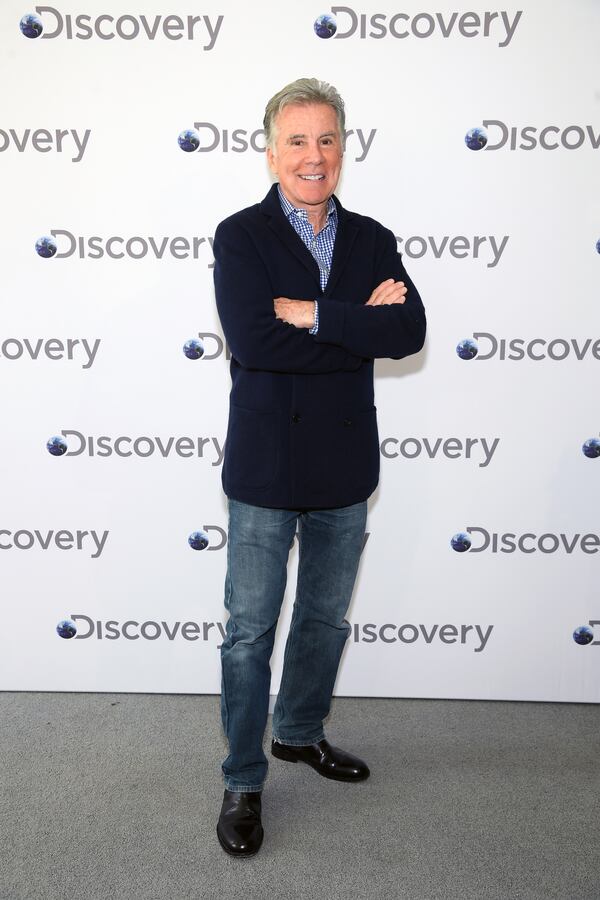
top-left (1, 693), bottom-right (599, 900)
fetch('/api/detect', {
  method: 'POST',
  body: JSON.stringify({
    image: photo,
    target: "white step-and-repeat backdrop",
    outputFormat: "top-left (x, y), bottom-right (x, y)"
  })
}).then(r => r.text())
top-left (1, 0), bottom-right (598, 701)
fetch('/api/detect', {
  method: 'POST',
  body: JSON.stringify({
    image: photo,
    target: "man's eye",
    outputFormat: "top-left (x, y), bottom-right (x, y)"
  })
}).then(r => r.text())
top-left (321, 139), bottom-right (333, 145)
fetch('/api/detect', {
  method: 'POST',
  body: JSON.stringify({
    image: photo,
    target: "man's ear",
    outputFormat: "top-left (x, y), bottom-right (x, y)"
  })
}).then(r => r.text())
top-left (266, 146), bottom-right (277, 175)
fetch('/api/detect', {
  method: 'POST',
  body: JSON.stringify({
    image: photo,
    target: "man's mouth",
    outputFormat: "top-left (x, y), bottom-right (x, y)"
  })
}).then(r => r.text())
top-left (299, 174), bottom-right (325, 181)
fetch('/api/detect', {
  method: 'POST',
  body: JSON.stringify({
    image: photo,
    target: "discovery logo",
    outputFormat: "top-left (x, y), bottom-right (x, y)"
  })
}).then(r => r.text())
top-left (314, 13), bottom-right (337, 37)
top-left (396, 234), bottom-right (508, 268)
top-left (183, 338), bottom-right (204, 359)
top-left (56, 615), bottom-right (228, 641)
top-left (314, 8), bottom-right (522, 46)
top-left (380, 436), bottom-right (499, 468)
top-left (582, 438), bottom-right (600, 459)
top-left (456, 334), bottom-right (600, 361)
top-left (465, 121), bottom-right (600, 151)
top-left (35, 230), bottom-right (214, 263)
top-left (0, 128), bottom-right (90, 162)
top-left (46, 431), bottom-right (224, 465)
top-left (0, 337), bottom-right (100, 368)
top-left (573, 622), bottom-right (600, 646)
top-left (178, 123), bottom-right (377, 162)
top-left (21, 7), bottom-right (223, 48)
top-left (183, 334), bottom-right (229, 360)
top-left (350, 621), bottom-right (493, 652)
top-left (1, 529), bottom-right (108, 557)
top-left (188, 527), bottom-right (226, 551)
top-left (451, 528), bottom-right (600, 554)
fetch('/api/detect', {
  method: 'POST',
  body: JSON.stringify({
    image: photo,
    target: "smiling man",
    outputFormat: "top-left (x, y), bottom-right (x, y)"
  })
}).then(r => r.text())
top-left (213, 77), bottom-right (426, 857)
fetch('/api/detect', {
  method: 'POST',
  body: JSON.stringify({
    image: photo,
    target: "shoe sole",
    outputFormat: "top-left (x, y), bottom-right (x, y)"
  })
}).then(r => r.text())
top-left (271, 745), bottom-right (370, 782)
top-left (216, 825), bottom-right (263, 858)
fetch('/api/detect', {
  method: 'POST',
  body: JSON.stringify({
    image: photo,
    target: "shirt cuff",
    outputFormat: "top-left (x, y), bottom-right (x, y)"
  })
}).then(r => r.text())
top-left (308, 300), bottom-right (319, 334)
top-left (311, 297), bottom-right (345, 346)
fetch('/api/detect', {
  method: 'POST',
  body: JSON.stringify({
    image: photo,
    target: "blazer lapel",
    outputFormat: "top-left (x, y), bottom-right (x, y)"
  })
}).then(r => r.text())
top-left (324, 197), bottom-right (359, 297)
top-left (260, 184), bottom-right (321, 286)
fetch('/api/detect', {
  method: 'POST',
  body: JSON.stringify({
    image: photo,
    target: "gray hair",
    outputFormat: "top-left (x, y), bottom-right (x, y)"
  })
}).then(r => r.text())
top-left (263, 77), bottom-right (346, 150)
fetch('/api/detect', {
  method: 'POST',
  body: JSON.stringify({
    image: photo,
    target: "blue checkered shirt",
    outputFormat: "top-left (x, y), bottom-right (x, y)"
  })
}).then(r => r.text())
top-left (277, 185), bottom-right (338, 334)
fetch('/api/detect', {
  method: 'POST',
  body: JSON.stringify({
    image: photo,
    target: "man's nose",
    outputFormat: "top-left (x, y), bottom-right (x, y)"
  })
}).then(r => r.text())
top-left (305, 141), bottom-right (326, 164)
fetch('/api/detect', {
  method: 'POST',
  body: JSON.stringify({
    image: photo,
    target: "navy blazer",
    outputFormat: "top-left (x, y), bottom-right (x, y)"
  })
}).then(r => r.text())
top-left (213, 182), bottom-right (426, 509)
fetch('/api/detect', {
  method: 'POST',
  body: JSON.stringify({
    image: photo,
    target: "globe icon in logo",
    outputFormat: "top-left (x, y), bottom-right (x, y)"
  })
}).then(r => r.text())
top-left (36, 236), bottom-right (57, 258)
top-left (178, 129), bottom-right (200, 152)
top-left (183, 338), bottom-right (205, 360)
top-left (451, 532), bottom-right (471, 553)
top-left (573, 625), bottom-right (593, 646)
top-left (596, 238), bottom-right (600, 255)
top-left (47, 435), bottom-right (67, 456)
top-left (582, 437), bottom-right (600, 459)
top-left (465, 127), bottom-right (488, 151)
top-left (456, 338), bottom-right (478, 360)
top-left (57, 619), bottom-right (77, 639)
top-left (20, 13), bottom-right (43, 38)
top-left (189, 530), bottom-right (209, 550)
top-left (314, 14), bottom-right (337, 38)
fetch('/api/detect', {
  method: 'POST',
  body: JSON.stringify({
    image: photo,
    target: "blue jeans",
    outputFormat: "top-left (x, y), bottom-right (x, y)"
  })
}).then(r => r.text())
top-left (220, 497), bottom-right (368, 792)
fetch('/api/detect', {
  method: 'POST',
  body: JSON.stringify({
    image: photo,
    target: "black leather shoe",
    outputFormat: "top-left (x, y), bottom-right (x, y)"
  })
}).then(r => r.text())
top-left (216, 789), bottom-right (264, 857)
top-left (271, 738), bottom-right (370, 782)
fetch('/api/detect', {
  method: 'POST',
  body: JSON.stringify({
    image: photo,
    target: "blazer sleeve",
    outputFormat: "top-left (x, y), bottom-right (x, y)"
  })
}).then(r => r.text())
top-left (314, 226), bottom-right (426, 360)
top-left (213, 218), bottom-right (362, 374)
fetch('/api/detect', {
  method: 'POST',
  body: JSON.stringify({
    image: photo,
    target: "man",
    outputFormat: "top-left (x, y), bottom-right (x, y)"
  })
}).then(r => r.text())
top-left (213, 78), bottom-right (426, 857)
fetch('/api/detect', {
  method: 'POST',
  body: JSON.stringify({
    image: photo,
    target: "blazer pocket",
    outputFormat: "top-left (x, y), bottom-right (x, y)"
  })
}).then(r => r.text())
top-left (303, 406), bottom-right (380, 494)
top-left (224, 404), bottom-right (280, 491)
top-left (336, 406), bottom-right (380, 488)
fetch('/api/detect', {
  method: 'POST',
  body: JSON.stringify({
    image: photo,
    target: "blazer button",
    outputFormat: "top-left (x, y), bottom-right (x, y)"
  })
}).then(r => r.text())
top-left (291, 414), bottom-right (300, 423)
top-left (343, 418), bottom-right (352, 426)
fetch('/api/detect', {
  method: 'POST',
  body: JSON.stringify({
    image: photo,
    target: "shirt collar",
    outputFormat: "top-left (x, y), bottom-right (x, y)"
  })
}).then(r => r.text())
top-left (277, 184), bottom-right (337, 225)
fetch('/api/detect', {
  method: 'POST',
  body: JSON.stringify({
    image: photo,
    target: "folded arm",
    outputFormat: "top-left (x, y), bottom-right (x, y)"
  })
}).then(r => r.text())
top-left (213, 219), bottom-right (363, 373)
top-left (314, 227), bottom-right (426, 360)
top-left (275, 226), bottom-right (426, 360)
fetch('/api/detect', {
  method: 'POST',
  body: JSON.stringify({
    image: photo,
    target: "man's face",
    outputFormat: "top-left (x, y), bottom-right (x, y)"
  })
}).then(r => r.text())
top-left (266, 103), bottom-right (343, 211)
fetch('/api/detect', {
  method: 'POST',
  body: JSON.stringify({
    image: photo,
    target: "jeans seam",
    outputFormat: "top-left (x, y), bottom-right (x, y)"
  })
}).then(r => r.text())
top-left (272, 582), bottom-right (301, 734)
top-left (220, 524), bottom-right (233, 738)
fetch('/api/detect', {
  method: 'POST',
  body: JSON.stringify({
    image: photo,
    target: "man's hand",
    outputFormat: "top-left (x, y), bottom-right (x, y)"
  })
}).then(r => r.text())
top-left (273, 279), bottom-right (405, 329)
top-left (365, 279), bottom-right (407, 306)
top-left (274, 298), bottom-right (316, 328)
